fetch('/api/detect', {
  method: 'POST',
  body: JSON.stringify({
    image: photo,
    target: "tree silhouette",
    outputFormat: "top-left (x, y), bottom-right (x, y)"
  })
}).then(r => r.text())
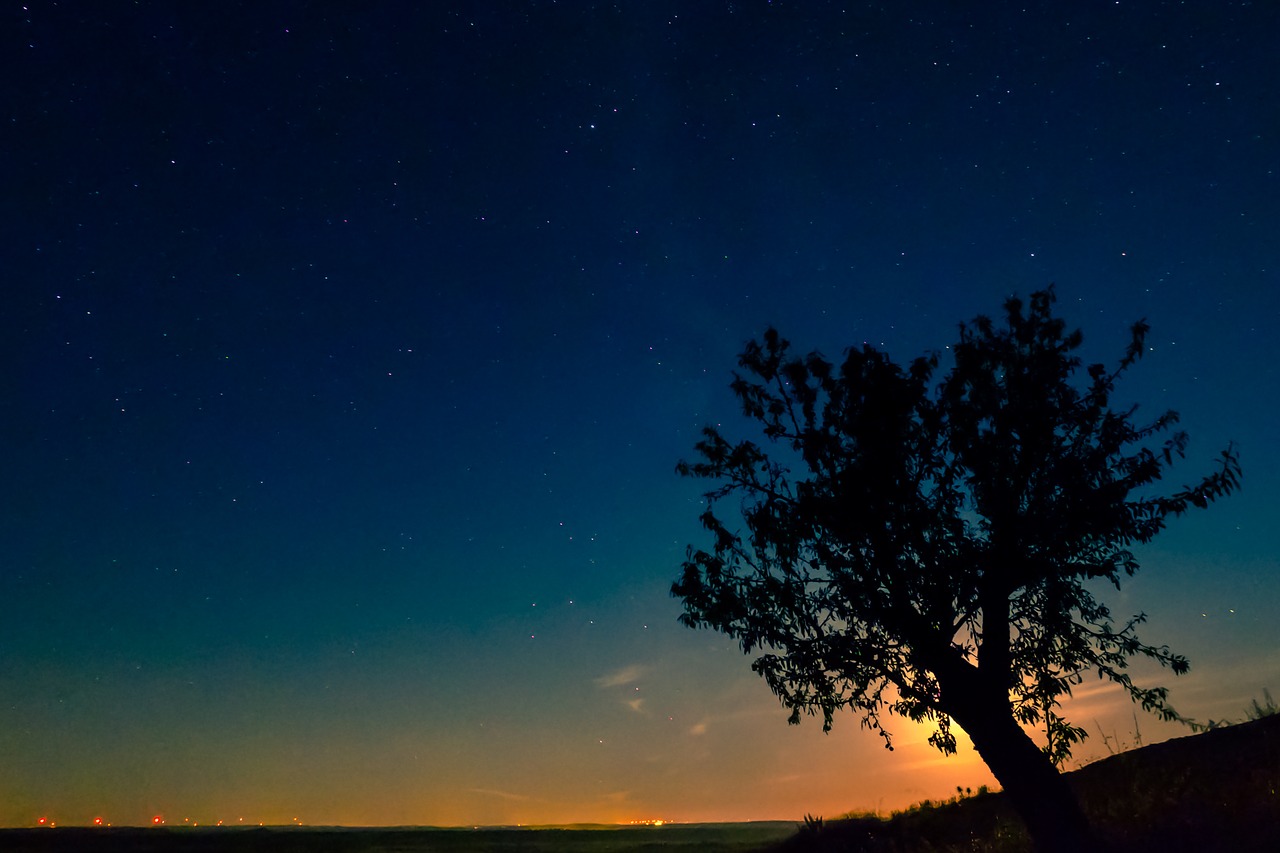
top-left (673, 288), bottom-right (1239, 853)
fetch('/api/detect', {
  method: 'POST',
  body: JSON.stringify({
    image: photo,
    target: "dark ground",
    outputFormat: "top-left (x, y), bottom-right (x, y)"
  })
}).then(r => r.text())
top-left (0, 822), bottom-right (797, 853)
top-left (768, 713), bottom-right (1280, 853)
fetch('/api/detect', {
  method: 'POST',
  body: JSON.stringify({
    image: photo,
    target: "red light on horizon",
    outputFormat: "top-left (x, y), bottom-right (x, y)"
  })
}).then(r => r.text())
top-left (93, 817), bottom-right (104, 826)
top-left (152, 815), bottom-right (164, 825)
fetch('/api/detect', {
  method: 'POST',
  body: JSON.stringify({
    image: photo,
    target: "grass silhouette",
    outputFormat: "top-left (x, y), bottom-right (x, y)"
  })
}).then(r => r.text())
top-left (770, 710), bottom-right (1280, 853)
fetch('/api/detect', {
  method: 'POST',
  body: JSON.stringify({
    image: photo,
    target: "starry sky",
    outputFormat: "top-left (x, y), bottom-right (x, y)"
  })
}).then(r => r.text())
top-left (2, 0), bottom-right (1277, 829)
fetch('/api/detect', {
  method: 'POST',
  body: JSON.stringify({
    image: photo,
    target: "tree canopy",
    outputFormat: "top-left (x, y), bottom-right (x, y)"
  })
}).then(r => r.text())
top-left (673, 288), bottom-right (1239, 851)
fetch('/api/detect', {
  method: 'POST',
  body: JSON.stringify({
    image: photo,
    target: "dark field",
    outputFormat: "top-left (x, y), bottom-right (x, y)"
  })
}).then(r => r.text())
top-left (0, 822), bottom-right (797, 853)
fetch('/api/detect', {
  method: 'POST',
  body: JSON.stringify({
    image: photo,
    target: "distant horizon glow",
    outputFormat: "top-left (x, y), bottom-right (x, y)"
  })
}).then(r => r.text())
top-left (12, 681), bottom-right (1248, 828)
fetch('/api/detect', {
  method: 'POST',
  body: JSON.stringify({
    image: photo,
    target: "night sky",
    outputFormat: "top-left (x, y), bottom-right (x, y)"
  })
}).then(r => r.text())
top-left (3, 0), bottom-right (1277, 829)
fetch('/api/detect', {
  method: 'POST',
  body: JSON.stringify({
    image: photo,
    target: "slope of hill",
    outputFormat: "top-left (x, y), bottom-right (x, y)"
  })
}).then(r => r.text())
top-left (772, 712), bottom-right (1280, 852)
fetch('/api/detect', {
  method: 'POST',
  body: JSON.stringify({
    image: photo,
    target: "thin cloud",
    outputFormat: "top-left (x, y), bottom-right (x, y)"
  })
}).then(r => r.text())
top-left (596, 664), bottom-right (649, 688)
top-left (468, 788), bottom-right (535, 802)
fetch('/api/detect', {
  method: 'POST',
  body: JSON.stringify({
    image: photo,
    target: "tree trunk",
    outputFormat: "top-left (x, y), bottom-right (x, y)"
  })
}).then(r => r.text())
top-left (949, 694), bottom-right (1106, 853)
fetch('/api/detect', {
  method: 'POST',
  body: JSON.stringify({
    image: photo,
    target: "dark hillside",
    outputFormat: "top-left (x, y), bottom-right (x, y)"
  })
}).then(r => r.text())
top-left (771, 713), bottom-right (1280, 853)
top-left (1070, 712), bottom-right (1280, 851)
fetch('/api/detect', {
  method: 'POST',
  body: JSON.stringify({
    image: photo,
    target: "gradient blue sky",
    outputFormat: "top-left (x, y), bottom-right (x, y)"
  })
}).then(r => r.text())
top-left (2, 0), bottom-right (1277, 828)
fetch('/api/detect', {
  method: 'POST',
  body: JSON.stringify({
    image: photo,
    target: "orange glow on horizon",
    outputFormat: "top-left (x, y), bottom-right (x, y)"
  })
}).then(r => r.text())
top-left (0, 678), bottom-right (1213, 830)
